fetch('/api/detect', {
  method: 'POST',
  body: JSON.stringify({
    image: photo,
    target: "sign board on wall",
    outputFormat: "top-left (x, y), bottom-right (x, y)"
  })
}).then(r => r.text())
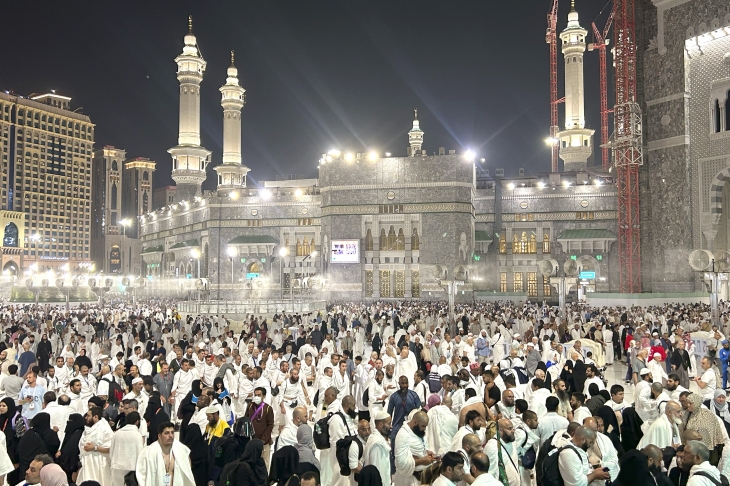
top-left (331, 240), bottom-right (359, 263)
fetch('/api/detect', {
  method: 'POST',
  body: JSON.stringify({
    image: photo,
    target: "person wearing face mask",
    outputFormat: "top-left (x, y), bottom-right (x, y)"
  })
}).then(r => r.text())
top-left (363, 411), bottom-right (392, 486)
top-left (394, 410), bottom-right (436, 486)
top-left (244, 387), bottom-right (275, 471)
top-left (638, 400), bottom-right (683, 449)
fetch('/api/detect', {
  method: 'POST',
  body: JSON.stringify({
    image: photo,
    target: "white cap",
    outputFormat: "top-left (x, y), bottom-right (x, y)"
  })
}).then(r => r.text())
top-left (131, 377), bottom-right (143, 385)
top-left (653, 352), bottom-right (661, 358)
top-left (639, 368), bottom-right (651, 376)
top-left (205, 406), bottom-right (219, 415)
top-left (373, 411), bottom-right (390, 421)
top-left (97, 380), bottom-right (109, 396)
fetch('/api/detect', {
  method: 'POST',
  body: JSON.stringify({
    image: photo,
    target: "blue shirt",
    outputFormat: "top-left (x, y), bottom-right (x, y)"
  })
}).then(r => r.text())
top-left (387, 389), bottom-right (422, 432)
top-left (17, 351), bottom-right (35, 376)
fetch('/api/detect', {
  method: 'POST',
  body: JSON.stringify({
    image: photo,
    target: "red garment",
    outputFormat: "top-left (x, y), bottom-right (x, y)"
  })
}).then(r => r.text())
top-left (624, 334), bottom-right (634, 351)
top-left (649, 345), bottom-right (666, 361)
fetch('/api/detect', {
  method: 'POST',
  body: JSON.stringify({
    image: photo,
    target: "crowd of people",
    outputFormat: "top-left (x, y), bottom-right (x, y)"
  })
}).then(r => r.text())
top-left (0, 298), bottom-right (729, 486)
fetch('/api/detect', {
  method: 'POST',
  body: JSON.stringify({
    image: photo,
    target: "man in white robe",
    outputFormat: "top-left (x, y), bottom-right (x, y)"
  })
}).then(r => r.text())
top-left (583, 417), bottom-right (620, 483)
top-left (638, 400), bottom-right (682, 449)
top-left (396, 347), bottom-right (418, 389)
top-left (648, 353), bottom-right (669, 384)
top-left (363, 411), bottom-right (393, 486)
top-left (136, 422), bottom-right (196, 486)
top-left (110, 412), bottom-right (145, 486)
top-left (395, 411), bottom-right (436, 486)
top-left (322, 391), bottom-right (357, 486)
top-left (528, 380), bottom-right (552, 419)
top-left (76, 407), bottom-right (114, 486)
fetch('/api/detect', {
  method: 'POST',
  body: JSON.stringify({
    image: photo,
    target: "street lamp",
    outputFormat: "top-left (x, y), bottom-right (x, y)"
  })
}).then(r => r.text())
top-left (226, 246), bottom-right (237, 289)
top-left (279, 247), bottom-right (288, 299)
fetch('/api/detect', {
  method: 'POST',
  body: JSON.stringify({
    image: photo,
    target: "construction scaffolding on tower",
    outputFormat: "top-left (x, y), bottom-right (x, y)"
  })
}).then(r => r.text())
top-left (546, 0), bottom-right (562, 173)
top-left (588, 7), bottom-right (614, 170)
top-left (611, 0), bottom-right (643, 293)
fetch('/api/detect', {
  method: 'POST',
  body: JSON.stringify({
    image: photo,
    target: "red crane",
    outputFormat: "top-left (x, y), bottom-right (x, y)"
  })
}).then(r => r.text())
top-left (613, 0), bottom-right (642, 292)
top-left (588, 9), bottom-right (614, 170)
top-left (546, 0), bottom-right (560, 173)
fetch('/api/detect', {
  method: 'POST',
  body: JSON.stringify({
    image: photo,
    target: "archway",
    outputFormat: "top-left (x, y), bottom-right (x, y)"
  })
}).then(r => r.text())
top-left (247, 261), bottom-right (262, 274)
top-left (3, 261), bottom-right (18, 276)
top-left (3, 223), bottom-right (18, 247)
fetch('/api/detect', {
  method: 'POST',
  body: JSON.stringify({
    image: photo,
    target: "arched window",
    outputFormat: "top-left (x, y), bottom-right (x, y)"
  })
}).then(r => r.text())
top-left (296, 239), bottom-right (302, 256)
top-left (142, 192), bottom-right (149, 213)
top-left (411, 229), bottom-right (420, 250)
top-left (529, 233), bottom-right (537, 253)
top-left (111, 160), bottom-right (118, 171)
top-left (310, 238), bottom-right (315, 254)
top-left (512, 234), bottom-right (520, 254)
top-left (543, 234), bottom-right (551, 253)
top-left (387, 226), bottom-right (397, 250)
top-left (379, 228), bottom-right (387, 251)
top-left (520, 232), bottom-right (528, 253)
top-left (3, 223), bottom-right (18, 247)
top-left (143, 171), bottom-right (149, 181)
top-left (396, 228), bottom-right (405, 251)
top-left (499, 234), bottom-right (506, 254)
top-left (302, 238), bottom-right (310, 256)
top-left (111, 184), bottom-right (118, 210)
top-left (365, 229), bottom-right (373, 251)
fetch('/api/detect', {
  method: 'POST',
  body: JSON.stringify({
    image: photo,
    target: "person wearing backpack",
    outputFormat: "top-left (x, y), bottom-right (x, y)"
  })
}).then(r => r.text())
top-left (683, 440), bottom-right (728, 486)
top-left (549, 425), bottom-right (610, 486)
top-left (318, 388), bottom-right (357, 486)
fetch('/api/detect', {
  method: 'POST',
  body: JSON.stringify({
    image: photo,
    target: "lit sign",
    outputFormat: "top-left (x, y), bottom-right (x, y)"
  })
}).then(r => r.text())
top-left (579, 271), bottom-right (596, 279)
top-left (473, 255), bottom-right (481, 261)
top-left (570, 255), bottom-right (577, 260)
top-left (595, 255), bottom-right (603, 261)
top-left (240, 258), bottom-right (247, 263)
top-left (246, 273), bottom-right (259, 279)
top-left (331, 240), bottom-right (359, 263)
top-left (260, 258), bottom-right (266, 263)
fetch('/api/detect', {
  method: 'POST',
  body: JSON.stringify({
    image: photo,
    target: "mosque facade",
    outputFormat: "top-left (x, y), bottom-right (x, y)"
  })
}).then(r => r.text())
top-left (137, 11), bottom-right (624, 303)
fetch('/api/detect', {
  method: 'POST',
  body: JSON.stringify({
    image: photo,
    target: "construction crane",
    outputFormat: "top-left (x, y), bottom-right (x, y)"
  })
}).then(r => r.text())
top-left (612, 0), bottom-right (643, 293)
top-left (588, 9), bottom-right (614, 170)
top-left (546, 0), bottom-right (561, 173)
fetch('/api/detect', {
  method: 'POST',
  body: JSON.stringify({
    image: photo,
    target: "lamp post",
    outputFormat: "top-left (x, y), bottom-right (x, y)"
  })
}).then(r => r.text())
top-left (279, 247), bottom-right (288, 300)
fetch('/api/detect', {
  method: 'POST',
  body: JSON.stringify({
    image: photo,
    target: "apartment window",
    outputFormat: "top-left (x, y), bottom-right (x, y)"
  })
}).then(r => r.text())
top-left (500, 272), bottom-right (507, 292)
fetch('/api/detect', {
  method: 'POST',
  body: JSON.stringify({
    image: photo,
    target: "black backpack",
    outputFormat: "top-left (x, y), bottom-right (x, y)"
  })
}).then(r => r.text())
top-left (693, 472), bottom-right (730, 486)
top-left (428, 372), bottom-right (442, 393)
top-left (541, 444), bottom-right (582, 486)
top-left (313, 411), bottom-right (347, 450)
top-left (362, 388), bottom-right (370, 407)
top-left (102, 378), bottom-right (124, 406)
top-left (232, 416), bottom-right (255, 439)
top-left (336, 437), bottom-right (363, 476)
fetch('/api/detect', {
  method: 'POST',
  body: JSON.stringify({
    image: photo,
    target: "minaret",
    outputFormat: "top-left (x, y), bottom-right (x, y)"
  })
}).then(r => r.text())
top-left (558, 1), bottom-right (594, 172)
top-left (215, 51), bottom-right (250, 194)
top-left (169, 16), bottom-right (211, 202)
top-left (408, 109), bottom-right (424, 156)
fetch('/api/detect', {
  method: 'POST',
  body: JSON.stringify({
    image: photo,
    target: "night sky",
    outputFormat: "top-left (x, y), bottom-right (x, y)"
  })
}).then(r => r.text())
top-left (1, 1), bottom-right (613, 190)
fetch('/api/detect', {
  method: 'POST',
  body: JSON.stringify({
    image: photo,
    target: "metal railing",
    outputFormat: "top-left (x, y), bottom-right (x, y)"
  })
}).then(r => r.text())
top-left (176, 299), bottom-right (327, 316)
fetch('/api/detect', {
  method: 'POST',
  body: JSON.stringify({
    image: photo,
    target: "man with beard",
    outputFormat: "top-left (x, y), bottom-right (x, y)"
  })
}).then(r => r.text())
top-left (638, 400), bottom-right (682, 449)
top-left (382, 364), bottom-right (398, 398)
top-left (324, 393), bottom-right (358, 486)
top-left (570, 393), bottom-right (592, 425)
top-left (582, 417), bottom-right (620, 483)
top-left (367, 370), bottom-right (388, 418)
top-left (394, 410), bottom-right (435, 486)
top-left (451, 410), bottom-right (486, 450)
top-left (643, 444), bottom-right (674, 486)
top-left (553, 379), bottom-right (572, 418)
top-left (492, 389), bottom-right (516, 420)
top-left (666, 373), bottom-right (689, 401)
top-left (387, 376), bottom-right (422, 454)
top-left (76, 407), bottom-right (114, 486)
top-left (485, 419), bottom-right (520, 486)
top-left (557, 426), bottom-right (611, 485)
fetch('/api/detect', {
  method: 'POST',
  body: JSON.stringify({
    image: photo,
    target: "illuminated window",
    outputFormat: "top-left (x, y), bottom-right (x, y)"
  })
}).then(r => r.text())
top-left (365, 271), bottom-right (373, 297)
top-left (527, 272), bottom-right (538, 297)
top-left (395, 270), bottom-right (405, 298)
top-left (499, 234), bottom-right (506, 254)
top-left (365, 229), bottom-right (373, 251)
top-left (379, 228), bottom-right (387, 251)
top-left (500, 272), bottom-right (507, 292)
top-left (387, 226), bottom-right (397, 250)
top-left (543, 277), bottom-right (552, 297)
top-left (576, 212), bottom-right (594, 220)
top-left (302, 238), bottom-right (310, 256)
top-left (396, 228), bottom-right (405, 251)
top-left (518, 213), bottom-right (534, 222)
top-left (513, 272), bottom-right (523, 292)
top-left (296, 238), bottom-right (302, 256)
top-left (529, 233), bottom-right (537, 253)
top-left (543, 234), bottom-right (550, 253)
top-left (520, 232), bottom-right (529, 253)
top-left (411, 229), bottom-right (420, 250)
top-left (513, 234), bottom-right (520, 254)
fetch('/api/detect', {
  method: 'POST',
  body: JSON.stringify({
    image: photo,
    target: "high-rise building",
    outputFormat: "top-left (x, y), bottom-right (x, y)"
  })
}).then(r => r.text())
top-left (91, 148), bottom-right (154, 274)
top-left (153, 186), bottom-right (176, 210)
top-left (0, 91), bottom-right (94, 273)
